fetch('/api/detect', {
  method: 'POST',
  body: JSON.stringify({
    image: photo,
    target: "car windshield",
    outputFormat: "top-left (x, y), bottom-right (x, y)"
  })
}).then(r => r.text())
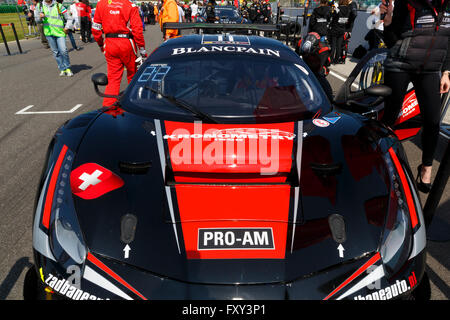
top-left (124, 53), bottom-right (330, 123)
top-left (216, 8), bottom-right (239, 18)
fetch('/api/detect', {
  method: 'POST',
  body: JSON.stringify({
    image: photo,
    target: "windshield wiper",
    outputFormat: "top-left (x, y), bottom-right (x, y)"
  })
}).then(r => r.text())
top-left (144, 85), bottom-right (218, 124)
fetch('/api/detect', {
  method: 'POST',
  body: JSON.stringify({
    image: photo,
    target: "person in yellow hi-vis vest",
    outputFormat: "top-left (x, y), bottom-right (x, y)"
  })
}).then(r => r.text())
top-left (159, 0), bottom-right (179, 40)
top-left (35, 0), bottom-right (73, 76)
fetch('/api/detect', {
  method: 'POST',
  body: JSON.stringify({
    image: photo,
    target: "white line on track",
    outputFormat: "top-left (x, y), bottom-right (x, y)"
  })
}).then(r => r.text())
top-left (330, 70), bottom-right (359, 89)
top-left (15, 104), bottom-right (83, 115)
top-left (329, 70), bottom-right (359, 89)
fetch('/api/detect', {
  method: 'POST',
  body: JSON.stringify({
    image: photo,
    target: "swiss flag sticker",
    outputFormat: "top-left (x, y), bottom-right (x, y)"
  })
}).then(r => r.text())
top-left (70, 163), bottom-right (124, 200)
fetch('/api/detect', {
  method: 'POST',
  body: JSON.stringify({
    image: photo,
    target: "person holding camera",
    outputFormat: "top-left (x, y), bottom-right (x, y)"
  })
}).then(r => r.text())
top-left (381, 0), bottom-right (450, 193)
top-left (34, 0), bottom-right (73, 76)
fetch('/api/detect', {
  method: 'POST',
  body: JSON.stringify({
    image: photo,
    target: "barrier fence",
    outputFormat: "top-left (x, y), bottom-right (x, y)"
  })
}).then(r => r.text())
top-left (0, 22), bottom-right (22, 55)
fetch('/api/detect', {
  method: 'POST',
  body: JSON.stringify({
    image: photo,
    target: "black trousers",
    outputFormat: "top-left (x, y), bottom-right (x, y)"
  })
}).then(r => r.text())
top-left (382, 71), bottom-right (442, 166)
top-left (330, 34), bottom-right (344, 63)
top-left (80, 16), bottom-right (91, 42)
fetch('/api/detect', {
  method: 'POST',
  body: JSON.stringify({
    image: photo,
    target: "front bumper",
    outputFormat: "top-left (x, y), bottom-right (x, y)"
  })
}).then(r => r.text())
top-left (29, 249), bottom-right (426, 300)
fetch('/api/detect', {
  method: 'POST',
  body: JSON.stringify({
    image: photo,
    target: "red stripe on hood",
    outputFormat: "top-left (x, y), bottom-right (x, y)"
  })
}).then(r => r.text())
top-left (175, 184), bottom-right (291, 259)
top-left (323, 253), bottom-right (381, 300)
top-left (87, 253), bottom-right (148, 300)
top-left (162, 121), bottom-right (297, 259)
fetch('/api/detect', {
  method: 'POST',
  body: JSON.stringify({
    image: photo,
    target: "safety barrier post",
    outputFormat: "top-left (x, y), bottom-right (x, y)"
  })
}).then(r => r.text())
top-left (10, 23), bottom-right (23, 54)
top-left (0, 24), bottom-right (11, 55)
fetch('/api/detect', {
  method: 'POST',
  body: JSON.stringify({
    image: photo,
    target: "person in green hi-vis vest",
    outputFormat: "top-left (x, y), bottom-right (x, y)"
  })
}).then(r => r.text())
top-left (34, 0), bottom-right (74, 76)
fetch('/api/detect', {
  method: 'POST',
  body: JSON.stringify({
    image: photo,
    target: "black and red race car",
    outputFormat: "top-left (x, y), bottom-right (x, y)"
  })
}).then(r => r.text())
top-left (24, 28), bottom-right (429, 300)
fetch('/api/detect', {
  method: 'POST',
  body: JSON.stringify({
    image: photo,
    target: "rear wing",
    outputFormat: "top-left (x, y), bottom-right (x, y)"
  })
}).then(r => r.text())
top-left (162, 22), bottom-right (280, 33)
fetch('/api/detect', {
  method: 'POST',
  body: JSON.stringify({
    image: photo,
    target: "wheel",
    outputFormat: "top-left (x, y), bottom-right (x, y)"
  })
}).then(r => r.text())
top-left (23, 265), bottom-right (38, 300)
top-left (411, 271), bottom-right (431, 300)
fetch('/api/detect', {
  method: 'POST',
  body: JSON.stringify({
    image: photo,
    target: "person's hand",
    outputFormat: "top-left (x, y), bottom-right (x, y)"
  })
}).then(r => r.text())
top-left (63, 28), bottom-right (68, 34)
top-left (440, 72), bottom-right (450, 93)
top-left (139, 48), bottom-right (148, 58)
top-left (39, 12), bottom-right (45, 19)
top-left (380, 0), bottom-right (394, 26)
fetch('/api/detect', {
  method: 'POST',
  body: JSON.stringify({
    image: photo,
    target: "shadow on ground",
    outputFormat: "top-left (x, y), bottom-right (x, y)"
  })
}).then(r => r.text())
top-left (71, 64), bottom-right (92, 74)
top-left (0, 257), bottom-right (32, 300)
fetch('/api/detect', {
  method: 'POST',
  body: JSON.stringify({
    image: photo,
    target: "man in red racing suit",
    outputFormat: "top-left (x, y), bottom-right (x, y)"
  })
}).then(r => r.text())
top-left (92, 0), bottom-right (146, 106)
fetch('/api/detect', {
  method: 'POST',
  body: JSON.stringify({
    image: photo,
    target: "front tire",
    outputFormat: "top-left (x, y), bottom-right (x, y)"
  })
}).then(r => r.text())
top-left (411, 271), bottom-right (431, 300)
top-left (23, 266), bottom-right (38, 300)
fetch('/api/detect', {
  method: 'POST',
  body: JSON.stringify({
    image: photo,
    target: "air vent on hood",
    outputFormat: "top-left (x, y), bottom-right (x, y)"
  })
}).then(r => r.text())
top-left (120, 214), bottom-right (137, 244)
top-left (328, 214), bottom-right (346, 244)
top-left (310, 162), bottom-right (342, 177)
top-left (119, 161), bottom-right (152, 175)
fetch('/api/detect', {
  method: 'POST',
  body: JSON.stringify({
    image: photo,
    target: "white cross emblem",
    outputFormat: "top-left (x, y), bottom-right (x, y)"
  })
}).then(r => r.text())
top-left (78, 170), bottom-right (103, 191)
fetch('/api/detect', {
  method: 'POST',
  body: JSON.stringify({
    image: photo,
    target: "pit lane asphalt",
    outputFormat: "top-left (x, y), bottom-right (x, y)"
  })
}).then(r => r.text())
top-left (0, 24), bottom-right (448, 300)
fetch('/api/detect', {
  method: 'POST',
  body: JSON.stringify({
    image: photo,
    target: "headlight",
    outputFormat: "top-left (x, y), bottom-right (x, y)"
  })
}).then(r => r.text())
top-left (380, 148), bottom-right (415, 278)
top-left (46, 146), bottom-right (87, 268)
top-left (379, 187), bottom-right (413, 278)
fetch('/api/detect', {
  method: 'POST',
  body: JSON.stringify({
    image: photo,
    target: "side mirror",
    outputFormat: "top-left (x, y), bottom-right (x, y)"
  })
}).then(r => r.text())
top-left (92, 73), bottom-right (108, 86)
top-left (91, 73), bottom-right (120, 99)
top-left (345, 84), bottom-right (392, 102)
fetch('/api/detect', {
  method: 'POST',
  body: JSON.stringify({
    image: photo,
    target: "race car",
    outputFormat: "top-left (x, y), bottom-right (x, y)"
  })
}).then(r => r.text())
top-left (24, 28), bottom-right (430, 300)
top-left (197, 5), bottom-right (249, 24)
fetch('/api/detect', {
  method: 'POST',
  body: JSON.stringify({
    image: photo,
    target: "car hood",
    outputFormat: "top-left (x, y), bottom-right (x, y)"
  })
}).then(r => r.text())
top-left (71, 109), bottom-right (390, 284)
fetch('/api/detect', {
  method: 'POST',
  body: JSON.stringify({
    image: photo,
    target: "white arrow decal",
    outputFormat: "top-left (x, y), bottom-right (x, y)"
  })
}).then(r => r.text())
top-left (123, 244), bottom-right (131, 259)
top-left (337, 244), bottom-right (345, 258)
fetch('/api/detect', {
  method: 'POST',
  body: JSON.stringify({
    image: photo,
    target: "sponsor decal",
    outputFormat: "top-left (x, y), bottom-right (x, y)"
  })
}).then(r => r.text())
top-left (70, 163), bottom-right (124, 200)
top-left (322, 116), bottom-right (341, 124)
top-left (163, 127), bottom-right (296, 142)
top-left (171, 46), bottom-right (280, 57)
top-left (201, 35), bottom-right (250, 46)
top-left (354, 279), bottom-right (408, 300)
top-left (312, 118), bottom-right (330, 127)
top-left (354, 272), bottom-right (417, 300)
top-left (163, 122), bottom-right (296, 176)
top-left (44, 273), bottom-right (107, 300)
top-left (416, 15), bottom-right (435, 24)
top-left (397, 90), bottom-right (420, 123)
top-left (408, 271), bottom-right (418, 289)
top-left (106, 0), bottom-right (124, 8)
top-left (137, 64), bottom-right (171, 83)
top-left (198, 228), bottom-right (275, 250)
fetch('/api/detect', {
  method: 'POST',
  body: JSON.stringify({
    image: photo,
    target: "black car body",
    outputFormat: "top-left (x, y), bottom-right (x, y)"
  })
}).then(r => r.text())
top-left (25, 34), bottom-right (427, 300)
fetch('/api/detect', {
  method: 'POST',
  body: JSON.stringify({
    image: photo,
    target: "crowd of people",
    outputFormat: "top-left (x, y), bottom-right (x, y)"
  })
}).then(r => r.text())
top-left (240, 0), bottom-right (272, 24)
top-left (308, 0), bottom-right (358, 65)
